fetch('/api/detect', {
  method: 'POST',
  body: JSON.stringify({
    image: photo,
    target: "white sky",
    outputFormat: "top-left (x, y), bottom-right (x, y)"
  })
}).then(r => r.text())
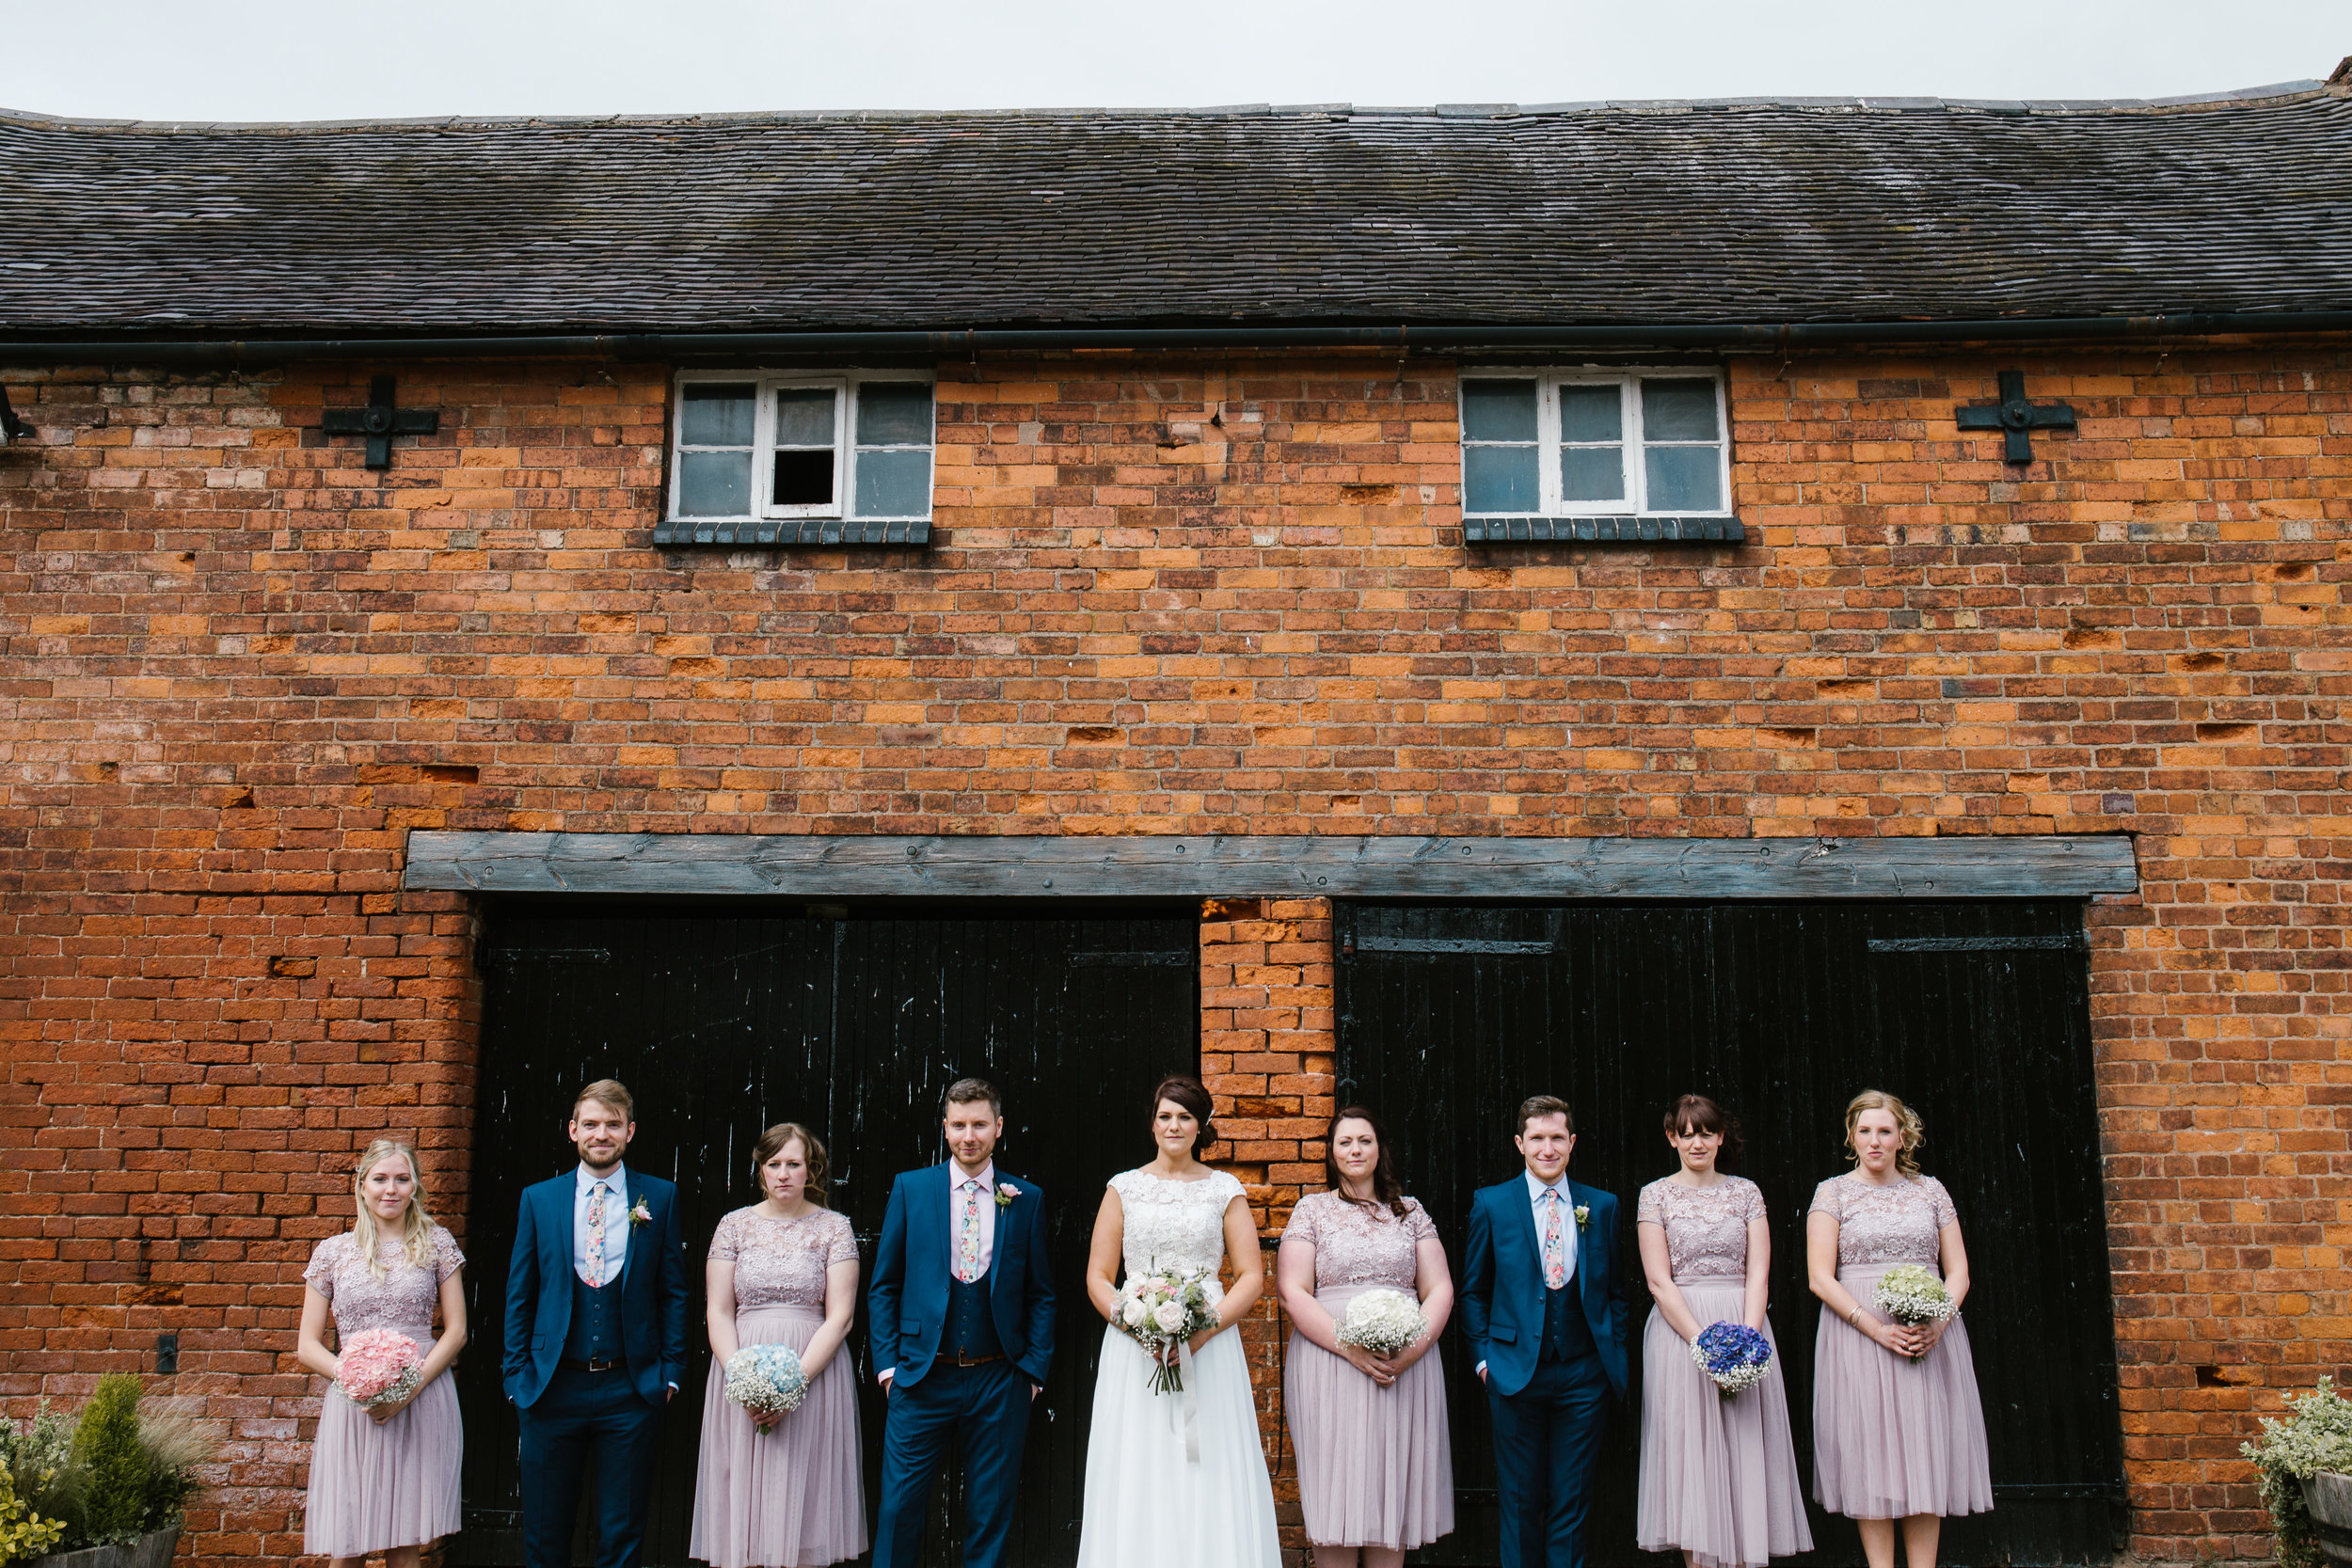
top-left (4, 0), bottom-right (2344, 121)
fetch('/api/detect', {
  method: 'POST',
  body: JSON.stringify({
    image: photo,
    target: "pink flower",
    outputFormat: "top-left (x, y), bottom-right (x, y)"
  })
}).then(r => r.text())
top-left (336, 1328), bottom-right (423, 1404)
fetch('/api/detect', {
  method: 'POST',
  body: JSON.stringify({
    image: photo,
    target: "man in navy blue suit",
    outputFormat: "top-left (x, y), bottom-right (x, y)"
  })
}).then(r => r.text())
top-left (502, 1079), bottom-right (691, 1568)
top-left (1461, 1094), bottom-right (1630, 1568)
top-left (868, 1077), bottom-right (1056, 1568)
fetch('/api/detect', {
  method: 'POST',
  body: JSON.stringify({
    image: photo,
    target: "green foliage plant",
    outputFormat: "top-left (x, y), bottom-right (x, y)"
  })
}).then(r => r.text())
top-left (2243, 1376), bottom-right (2352, 1568)
top-left (69, 1376), bottom-right (150, 1547)
top-left (0, 1464), bottom-right (66, 1567)
top-left (0, 1402), bottom-right (83, 1545)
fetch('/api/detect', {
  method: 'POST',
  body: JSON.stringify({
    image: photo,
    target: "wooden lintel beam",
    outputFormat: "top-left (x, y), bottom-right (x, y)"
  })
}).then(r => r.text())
top-left (401, 831), bottom-right (2137, 901)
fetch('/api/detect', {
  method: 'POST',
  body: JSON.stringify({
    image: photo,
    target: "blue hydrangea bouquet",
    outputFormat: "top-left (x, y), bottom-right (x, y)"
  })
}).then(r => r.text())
top-left (1689, 1322), bottom-right (1773, 1396)
top-left (723, 1343), bottom-right (808, 1433)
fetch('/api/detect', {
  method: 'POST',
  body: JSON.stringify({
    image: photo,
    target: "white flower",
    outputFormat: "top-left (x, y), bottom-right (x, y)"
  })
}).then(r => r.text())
top-left (1120, 1297), bottom-right (1148, 1327)
top-left (1152, 1300), bottom-right (1188, 1334)
top-left (1335, 1288), bottom-right (1428, 1358)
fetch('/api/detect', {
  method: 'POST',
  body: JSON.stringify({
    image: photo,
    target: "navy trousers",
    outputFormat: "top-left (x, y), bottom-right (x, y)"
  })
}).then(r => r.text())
top-left (1489, 1352), bottom-right (1612, 1568)
top-left (872, 1359), bottom-right (1033, 1568)
top-left (516, 1367), bottom-right (664, 1568)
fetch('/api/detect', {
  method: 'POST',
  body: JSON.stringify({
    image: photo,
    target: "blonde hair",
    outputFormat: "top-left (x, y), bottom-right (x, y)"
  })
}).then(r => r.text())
top-left (1842, 1088), bottom-right (1925, 1177)
top-left (575, 1078), bottom-right (634, 1119)
top-left (352, 1139), bottom-right (439, 1278)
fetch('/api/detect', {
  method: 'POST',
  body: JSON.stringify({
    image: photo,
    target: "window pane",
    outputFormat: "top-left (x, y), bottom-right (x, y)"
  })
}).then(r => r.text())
top-left (678, 451), bottom-right (751, 515)
top-left (1560, 445), bottom-right (1625, 503)
top-left (775, 388), bottom-right (836, 447)
top-left (854, 449), bottom-right (932, 516)
top-left (1463, 445), bottom-right (1538, 514)
top-left (680, 384), bottom-right (754, 447)
top-left (1645, 445), bottom-right (1723, 511)
top-left (1558, 385), bottom-right (1622, 444)
top-left (773, 448), bottom-right (835, 507)
top-left (1461, 379), bottom-right (1538, 443)
top-left (1642, 378), bottom-right (1720, 442)
top-left (856, 384), bottom-right (933, 447)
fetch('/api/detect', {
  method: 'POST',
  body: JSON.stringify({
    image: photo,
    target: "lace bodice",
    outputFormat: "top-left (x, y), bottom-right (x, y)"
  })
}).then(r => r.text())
top-left (1809, 1173), bottom-right (1958, 1267)
top-left (1109, 1168), bottom-right (1246, 1280)
top-left (1637, 1176), bottom-right (1764, 1282)
top-left (1280, 1191), bottom-right (1437, 1291)
top-left (708, 1205), bottom-right (858, 1311)
top-left (304, 1226), bottom-right (463, 1338)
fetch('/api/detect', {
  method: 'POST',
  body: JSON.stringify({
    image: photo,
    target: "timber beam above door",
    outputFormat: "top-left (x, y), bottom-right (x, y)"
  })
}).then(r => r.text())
top-left (403, 831), bottom-right (2137, 901)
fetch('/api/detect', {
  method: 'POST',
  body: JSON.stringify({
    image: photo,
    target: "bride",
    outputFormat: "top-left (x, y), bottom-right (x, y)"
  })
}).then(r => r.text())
top-left (1075, 1074), bottom-right (1282, 1567)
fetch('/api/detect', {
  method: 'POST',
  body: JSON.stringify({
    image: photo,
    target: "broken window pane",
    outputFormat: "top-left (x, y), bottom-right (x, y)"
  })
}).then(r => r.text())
top-left (772, 449), bottom-right (835, 507)
top-left (681, 384), bottom-right (755, 447)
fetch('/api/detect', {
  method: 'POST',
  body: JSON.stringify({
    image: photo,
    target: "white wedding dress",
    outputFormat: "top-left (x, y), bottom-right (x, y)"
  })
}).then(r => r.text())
top-left (1074, 1169), bottom-right (1283, 1568)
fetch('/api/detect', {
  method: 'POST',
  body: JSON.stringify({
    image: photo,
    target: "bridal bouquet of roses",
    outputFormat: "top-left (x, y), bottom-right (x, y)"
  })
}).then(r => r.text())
top-left (1872, 1264), bottom-right (1957, 1361)
top-left (1689, 1322), bottom-right (1773, 1396)
top-left (336, 1328), bottom-right (425, 1410)
top-left (1334, 1288), bottom-right (1428, 1360)
top-left (1116, 1264), bottom-right (1217, 1395)
top-left (723, 1344), bottom-right (808, 1433)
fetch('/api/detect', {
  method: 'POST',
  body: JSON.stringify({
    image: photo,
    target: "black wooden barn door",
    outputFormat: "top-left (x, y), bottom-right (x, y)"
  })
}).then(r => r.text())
top-left (1335, 901), bottom-right (2122, 1568)
top-left (450, 902), bottom-right (1200, 1568)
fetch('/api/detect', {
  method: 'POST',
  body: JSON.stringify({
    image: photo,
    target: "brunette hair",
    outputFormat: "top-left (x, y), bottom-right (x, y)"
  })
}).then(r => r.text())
top-left (943, 1077), bottom-right (1002, 1117)
top-left (574, 1078), bottom-right (634, 1119)
top-left (1325, 1105), bottom-right (1407, 1218)
top-left (351, 1138), bottom-right (439, 1279)
top-left (1662, 1094), bottom-right (1745, 1164)
top-left (1516, 1094), bottom-right (1576, 1136)
top-left (1152, 1073), bottom-right (1217, 1155)
top-left (1842, 1088), bottom-right (1925, 1177)
top-left (751, 1122), bottom-right (831, 1208)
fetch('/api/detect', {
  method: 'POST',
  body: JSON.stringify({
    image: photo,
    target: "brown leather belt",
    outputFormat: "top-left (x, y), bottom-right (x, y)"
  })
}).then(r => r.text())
top-left (936, 1350), bottom-right (1003, 1368)
top-left (561, 1356), bottom-right (622, 1372)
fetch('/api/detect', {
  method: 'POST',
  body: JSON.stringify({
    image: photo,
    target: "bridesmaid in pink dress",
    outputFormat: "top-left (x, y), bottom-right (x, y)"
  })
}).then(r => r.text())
top-left (294, 1138), bottom-right (469, 1568)
top-left (690, 1123), bottom-right (866, 1568)
top-left (1277, 1104), bottom-right (1455, 1568)
top-left (1806, 1089), bottom-right (1992, 1568)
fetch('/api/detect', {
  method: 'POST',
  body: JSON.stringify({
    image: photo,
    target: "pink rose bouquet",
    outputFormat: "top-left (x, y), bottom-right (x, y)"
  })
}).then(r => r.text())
top-left (336, 1328), bottom-right (425, 1408)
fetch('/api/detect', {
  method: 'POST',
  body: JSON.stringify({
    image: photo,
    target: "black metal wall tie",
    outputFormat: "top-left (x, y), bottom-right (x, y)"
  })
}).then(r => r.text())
top-left (321, 374), bottom-right (439, 468)
top-left (1957, 370), bottom-right (2076, 463)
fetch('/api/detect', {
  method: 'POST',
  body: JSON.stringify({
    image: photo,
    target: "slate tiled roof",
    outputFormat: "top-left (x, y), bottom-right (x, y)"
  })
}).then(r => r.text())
top-left (4, 83), bottom-right (2349, 336)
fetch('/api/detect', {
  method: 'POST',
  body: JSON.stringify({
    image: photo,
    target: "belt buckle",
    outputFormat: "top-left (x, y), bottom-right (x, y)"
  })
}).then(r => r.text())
top-left (587, 1356), bottom-right (617, 1371)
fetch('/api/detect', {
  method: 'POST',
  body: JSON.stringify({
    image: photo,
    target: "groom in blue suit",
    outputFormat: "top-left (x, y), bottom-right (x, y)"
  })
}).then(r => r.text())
top-left (1461, 1094), bottom-right (1630, 1568)
top-left (868, 1077), bottom-right (1056, 1568)
top-left (502, 1079), bottom-right (691, 1568)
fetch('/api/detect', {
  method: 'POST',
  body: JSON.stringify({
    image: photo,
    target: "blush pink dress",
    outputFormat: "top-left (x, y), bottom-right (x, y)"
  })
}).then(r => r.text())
top-left (1279, 1191), bottom-right (1455, 1551)
top-left (689, 1206), bottom-right (866, 1568)
top-left (302, 1227), bottom-right (464, 1559)
top-left (1634, 1177), bottom-right (1812, 1568)
top-left (1808, 1173), bottom-right (1993, 1519)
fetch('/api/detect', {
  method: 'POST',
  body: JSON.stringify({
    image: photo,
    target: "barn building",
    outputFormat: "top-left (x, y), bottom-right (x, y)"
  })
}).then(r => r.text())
top-left (4, 65), bottom-right (2350, 1568)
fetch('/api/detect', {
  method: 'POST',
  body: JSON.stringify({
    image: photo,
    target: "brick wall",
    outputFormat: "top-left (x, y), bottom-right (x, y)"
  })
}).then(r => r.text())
top-left (1, 345), bottom-right (2346, 1563)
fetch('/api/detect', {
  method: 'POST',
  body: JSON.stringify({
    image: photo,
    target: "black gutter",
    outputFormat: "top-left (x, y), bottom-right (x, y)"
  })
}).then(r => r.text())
top-left (3, 311), bottom-right (2352, 365)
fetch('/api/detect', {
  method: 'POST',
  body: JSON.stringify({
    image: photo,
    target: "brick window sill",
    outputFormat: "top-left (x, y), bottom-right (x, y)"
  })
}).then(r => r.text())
top-left (654, 518), bottom-right (931, 546)
top-left (1463, 515), bottom-right (1743, 545)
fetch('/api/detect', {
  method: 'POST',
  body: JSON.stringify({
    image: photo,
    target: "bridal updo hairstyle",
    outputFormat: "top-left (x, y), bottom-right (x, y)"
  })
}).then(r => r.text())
top-left (752, 1121), bottom-right (833, 1208)
top-left (1325, 1104), bottom-right (1409, 1218)
top-left (1842, 1087), bottom-right (1926, 1177)
top-left (1662, 1093), bottom-right (1744, 1164)
top-left (1152, 1073), bottom-right (1217, 1155)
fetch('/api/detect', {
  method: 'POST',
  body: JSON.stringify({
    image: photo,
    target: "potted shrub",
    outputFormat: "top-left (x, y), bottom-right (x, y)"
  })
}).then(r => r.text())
top-left (0, 1376), bottom-right (212, 1568)
top-left (2245, 1376), bottom-right (2352, 1568)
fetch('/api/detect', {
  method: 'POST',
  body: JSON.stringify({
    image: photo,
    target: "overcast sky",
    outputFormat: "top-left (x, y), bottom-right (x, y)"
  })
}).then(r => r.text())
top-left (4, 0), bottom-right (2344, 121)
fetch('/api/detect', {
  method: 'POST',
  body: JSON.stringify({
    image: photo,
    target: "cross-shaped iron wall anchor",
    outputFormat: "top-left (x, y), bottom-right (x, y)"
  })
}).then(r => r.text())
top-left (1956, 370), bottom-right (2076, 464)
top-left (321, 374), bottom-right (439, 468)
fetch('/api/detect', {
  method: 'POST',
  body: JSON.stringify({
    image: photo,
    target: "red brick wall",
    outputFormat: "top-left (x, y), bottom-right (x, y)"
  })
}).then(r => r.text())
top-left (2, 345), bottom-right (2346, 1563)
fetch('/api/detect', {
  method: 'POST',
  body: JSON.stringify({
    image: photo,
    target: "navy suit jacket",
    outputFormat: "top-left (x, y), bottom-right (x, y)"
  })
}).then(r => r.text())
top-left (867, 1164), bottom-right (1056, 1391)
top-left (1460, 1175), bottom-right (1630, 1399)
top-left (502, 1167), bottom-right (692, 1409)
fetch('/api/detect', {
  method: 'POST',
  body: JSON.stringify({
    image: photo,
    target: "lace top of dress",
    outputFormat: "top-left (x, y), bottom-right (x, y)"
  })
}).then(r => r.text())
top-left (1280, 1191), bottom-right (1436, 1291)
top-left (1808, 1173), bottom-right (1958, 1267)
top-left (1109, 1168), bottom-right (1246, 1280)
top-left (304, 1226), bottom-right (463, 1336)
top-left (1636, 1176), bottom-right (1764, 1282)
top-left (708, 1206), bottom-right (858, 1311)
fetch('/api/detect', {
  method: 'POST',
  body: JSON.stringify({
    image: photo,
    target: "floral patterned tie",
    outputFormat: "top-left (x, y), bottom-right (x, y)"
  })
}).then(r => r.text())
top-left (955, 1180), bottom-right (982, 1283)
top-left (1541, 1187), bottom-right (1565, 1289)
top-left (582, 1181), bottom-right (609, 1288)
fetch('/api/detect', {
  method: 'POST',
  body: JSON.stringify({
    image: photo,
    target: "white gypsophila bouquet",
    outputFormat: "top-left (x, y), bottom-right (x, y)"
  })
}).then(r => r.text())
top-left (722, 1344), bottom-right (808, 1433)
top-left (1116, 1264), bottom-right (1218, 1395)
top-left (1872, 1264), bottom-right (1956, 1361)
top-left (1334, 1288), bottom-right (1427, 1360)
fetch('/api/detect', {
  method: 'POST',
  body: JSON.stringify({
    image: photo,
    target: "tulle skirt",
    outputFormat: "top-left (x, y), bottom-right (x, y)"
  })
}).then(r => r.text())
top-left (1635, 1280), bottom-right (1813, 1568)
top-left (1811, 1263), bottom-right (1994, 1520)
top-left (1283, 1284), bottom-right (1454, 1549)
top-left (1075, 1321), bottom-right (1282, 1568)
top-left (304, 1323), bottom-right (462, 1559)
top-left (690, 1305), bottom-right (867, 1567)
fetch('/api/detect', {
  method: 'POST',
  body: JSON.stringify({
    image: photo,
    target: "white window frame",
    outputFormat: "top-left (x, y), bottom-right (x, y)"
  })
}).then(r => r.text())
top-left (668, 370), bottom-right (937, 523)
top-left (1458, 368), bottom-right (1732, 518)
